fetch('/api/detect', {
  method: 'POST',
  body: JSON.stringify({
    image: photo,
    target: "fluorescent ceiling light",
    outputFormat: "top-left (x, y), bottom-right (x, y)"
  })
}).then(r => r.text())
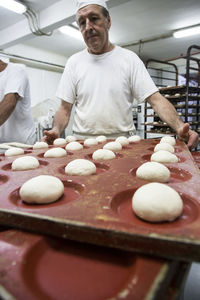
top-left (59, 25), bottom-right (83, 41)
top-left (0, 0), bottom-right (26, 14)
top-left (173, 26), bottom-right (200, 38)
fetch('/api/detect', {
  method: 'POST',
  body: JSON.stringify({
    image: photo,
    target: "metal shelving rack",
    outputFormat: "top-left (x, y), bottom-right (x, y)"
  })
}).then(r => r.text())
top-left (144, 46), bottom-right (200, 141)
top-left (144, 59), bottom-right (178, 138)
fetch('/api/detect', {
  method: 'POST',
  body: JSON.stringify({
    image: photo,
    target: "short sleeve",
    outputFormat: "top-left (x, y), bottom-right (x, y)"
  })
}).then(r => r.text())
top-left (4, 67), bottom-right (28, 98)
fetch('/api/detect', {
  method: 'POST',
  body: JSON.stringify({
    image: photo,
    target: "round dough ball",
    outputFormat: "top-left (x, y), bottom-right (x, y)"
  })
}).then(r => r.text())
top-left (115, 136), bottom-right (129, 146)
top-left (151, 150), bottom-right (178, 163)
top-left (65, 142), bottom-right (83, 151)
top-left (33, 142), bottom-right (48, 149)
top-left (12, 156), bottom-right (39, 171)
top-left (154, 143), bottom-right (174, 153)
top-left (65, 159), bottom-right (96, 176)
top-left (96, 135), bottom-right (107, 143)
top-left (65, 135), bottom-right (77, 142)
top-left (5, 148), bottom-right (24, 157)
top-left (84, 138), bottom-right (98, 146)
top-left (92, 149), bottom-right (116, 160)
top-left (103, 141), bottom-right (122, 151)
top-left (128, 135), bottom-right (141, 142)
top-left (53, 138), bottom-right (66, 146)
top-left (132, 182), bottom-right (183, 222)
top-left (20, 175), bottom-right (64, 204)
top-left (160, 136), bottom-right (176, 146)
top-left (44, 147), bottom-right (67, 158)
top-left (136, 162), bottom-right (170, 183)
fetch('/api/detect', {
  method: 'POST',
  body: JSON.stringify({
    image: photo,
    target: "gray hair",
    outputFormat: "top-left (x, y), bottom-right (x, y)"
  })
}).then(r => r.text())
top-left (101, 6), bottom-right (109, 19)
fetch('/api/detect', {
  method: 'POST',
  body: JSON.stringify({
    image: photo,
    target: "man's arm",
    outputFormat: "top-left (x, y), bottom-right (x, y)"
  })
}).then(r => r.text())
top-left (0, 93), bottom-right (19, 126)
top-left (146, 91), bottom-right (199, 149)
top-left (42, 100), bottom-right (73, 144)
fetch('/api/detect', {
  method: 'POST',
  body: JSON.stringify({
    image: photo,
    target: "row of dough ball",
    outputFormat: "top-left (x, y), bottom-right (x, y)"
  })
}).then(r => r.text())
top-left (5, 134), bottom-right (141, 157)
top-left (33, 134), bottom-right (142, 149)
top-left (132, 135), bottom-right (183, 223)
top-left (18, 135), bottom-right (142, 201)
top-left (151, 136), bottom-right (178, 163)
top-left (11, 135), bottom-right (139, 170)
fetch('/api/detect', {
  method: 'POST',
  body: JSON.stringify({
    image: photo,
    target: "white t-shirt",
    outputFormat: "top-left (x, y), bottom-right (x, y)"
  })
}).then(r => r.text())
top-left (0, 63), bottom-right (36, 144)
top-left (56, 45), bottom-right (158, 137)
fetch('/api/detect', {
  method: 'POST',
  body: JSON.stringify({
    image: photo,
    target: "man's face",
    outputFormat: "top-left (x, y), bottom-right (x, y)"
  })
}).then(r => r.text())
top-left (77, 5), bottom-right (111, 54)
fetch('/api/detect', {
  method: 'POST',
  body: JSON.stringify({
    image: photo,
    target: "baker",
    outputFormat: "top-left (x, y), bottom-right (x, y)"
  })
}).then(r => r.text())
top-left (0, 57), bottom-right (36, 145)
top-left (42, 0), bottom-right (199, 150)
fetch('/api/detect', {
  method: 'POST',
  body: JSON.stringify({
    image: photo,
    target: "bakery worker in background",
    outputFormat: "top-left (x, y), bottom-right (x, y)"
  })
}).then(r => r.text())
top-left (0, 57), bottom-right (36, 145)
top-left (42, 0), bottom-right (199, 150)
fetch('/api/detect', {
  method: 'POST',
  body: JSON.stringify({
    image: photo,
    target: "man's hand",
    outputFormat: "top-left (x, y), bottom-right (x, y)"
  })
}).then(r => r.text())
top-left (177, 123), bottom-right (199, 150)
top-left (41, 128), bottom-right (60, 145)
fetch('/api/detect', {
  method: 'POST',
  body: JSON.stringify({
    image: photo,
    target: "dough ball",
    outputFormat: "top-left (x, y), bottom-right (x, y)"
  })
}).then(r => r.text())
top-left (151, 150), bottom-right (178, 163)
top-left (44, 147), bottom-right (67, 158)
top-left (53, 138), bottom-right (66, 146)
top-left (65, 159), bottom-right (96, 176)
top-left (12, 156), bottom-right (39, 171)
top-left (160, 136), bottom-right (176, 146)
top-left (5, 147), bottom-right (24, 157)
top-left (96, 135), bottom-right (107, 142)
top-left (84, 138), bottom-right (98, 146)
top-left (132, 182), bottom-right (183, 222)
top-left (33, 142), bottom-right (48, 149)
top-left (115, 136), bottom-right (129, 146)
top-left (136, 162), bottom-right (170, 183)
top-left (103, 141), bottom-right (122, 151)
top-left (65, 135), bottom-right (77, 142)
top-left (128, 135), bottom-right (141, 142)
top-left (20, 175), bottom-right (64, 204)
top-left (92, 149), bottom-right (116, 160)
top-left (154, 143), bottom-right (174, 153)
top-left (65, 142), bottom-right (83, 151)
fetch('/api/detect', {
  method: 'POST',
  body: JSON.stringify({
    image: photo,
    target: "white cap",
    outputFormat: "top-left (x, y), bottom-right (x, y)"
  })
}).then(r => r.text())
top-left (76, 0), bottom-right (108, 12)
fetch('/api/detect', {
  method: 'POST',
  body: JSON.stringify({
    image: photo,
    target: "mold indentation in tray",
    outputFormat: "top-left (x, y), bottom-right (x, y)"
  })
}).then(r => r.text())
top-left (109, 189), bottom-right (199, 229)
top-left (8, 180), bottom-right (84, 208)
top-left (141, 153), bottom-right (186, 163)
top-left (21, 238), bottom-right (136, 300)
top-left (129, 167), bottom-right (192, 183)
top-left (24, 150), bottom-right (33, 154)
top-left (0, 174), bottom-right (9, 185)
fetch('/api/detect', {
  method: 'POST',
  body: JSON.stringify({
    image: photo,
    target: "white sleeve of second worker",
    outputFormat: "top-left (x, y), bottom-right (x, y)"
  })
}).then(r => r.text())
top-left (56, 61), bottom-right (76, 104)
top-left (4, 67), bottom-right (28, 99)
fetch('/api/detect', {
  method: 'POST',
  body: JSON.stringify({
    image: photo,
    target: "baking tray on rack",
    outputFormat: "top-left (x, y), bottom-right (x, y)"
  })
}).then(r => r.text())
top-left (0, 228), bottom-right (182, 300)
top-left (0, 139), bottom-right (200, 261)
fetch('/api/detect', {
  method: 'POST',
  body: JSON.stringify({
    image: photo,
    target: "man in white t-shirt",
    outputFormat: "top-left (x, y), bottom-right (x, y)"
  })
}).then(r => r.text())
top-left (43, 0), bottom-right (198, 149)
top-left (0, 58), bottom-right (36, 145)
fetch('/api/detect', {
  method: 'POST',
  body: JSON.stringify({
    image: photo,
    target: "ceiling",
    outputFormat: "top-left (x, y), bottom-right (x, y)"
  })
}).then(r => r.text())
top-left (0, 0), bottom-right (200, 64)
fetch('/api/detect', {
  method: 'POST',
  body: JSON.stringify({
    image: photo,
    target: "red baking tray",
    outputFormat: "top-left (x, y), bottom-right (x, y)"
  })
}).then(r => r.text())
top-left (0, 139), bottom-right (200, 261)
top-left (0, 229), bottom-right (180, 300)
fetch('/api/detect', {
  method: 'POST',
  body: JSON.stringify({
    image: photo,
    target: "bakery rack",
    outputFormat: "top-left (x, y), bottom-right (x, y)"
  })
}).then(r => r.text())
top-left (144, 45), bottom-right (200, 144)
